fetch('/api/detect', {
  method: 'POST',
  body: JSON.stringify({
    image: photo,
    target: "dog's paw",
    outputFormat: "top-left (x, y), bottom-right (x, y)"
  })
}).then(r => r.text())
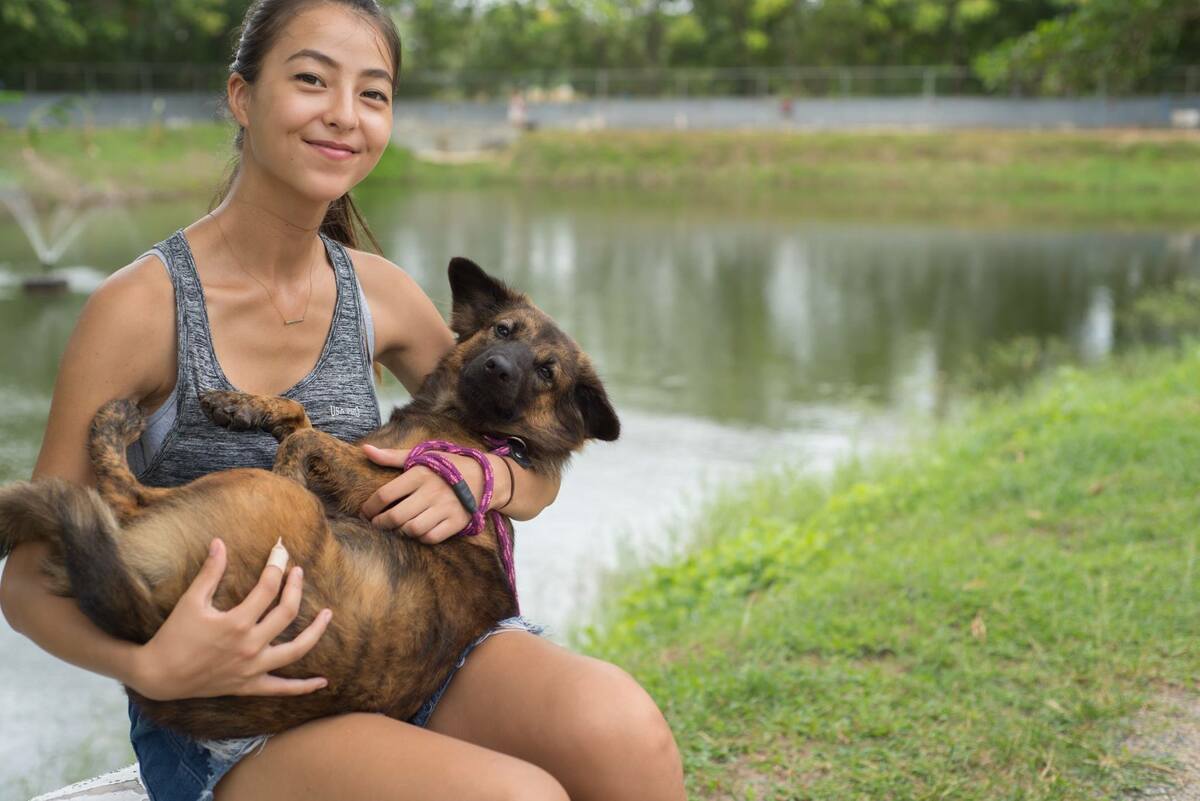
top-left (200, 390), bottom-right (263, 431)
top-left (90, 399), bottom-right (146, 443)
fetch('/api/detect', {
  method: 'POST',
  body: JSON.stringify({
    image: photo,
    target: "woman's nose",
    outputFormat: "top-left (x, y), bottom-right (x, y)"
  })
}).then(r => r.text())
top-left (323, 88), bottom-right (358, 131)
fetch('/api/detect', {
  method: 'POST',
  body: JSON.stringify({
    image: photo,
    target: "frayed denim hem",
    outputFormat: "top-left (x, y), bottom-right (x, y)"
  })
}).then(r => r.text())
top-left (194, 736), bottom-right (270, 800)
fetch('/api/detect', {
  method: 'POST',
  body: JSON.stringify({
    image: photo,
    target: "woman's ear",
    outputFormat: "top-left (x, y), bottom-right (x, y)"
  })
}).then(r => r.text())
top-left (227, 73), bottom-right (251, 129)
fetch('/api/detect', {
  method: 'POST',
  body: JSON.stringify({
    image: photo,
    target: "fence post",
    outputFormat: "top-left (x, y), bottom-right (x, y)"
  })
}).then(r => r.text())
top-left (1188, 66), bottom-right (1198, 97)
top-left (922, 67), bottom-right (936, 100)
top-left (25, 66), bottom-right (36, 93)
top-left (597, 69), bottom-right (608, 99)
top-left (840, 69), bottom-right (851, 96)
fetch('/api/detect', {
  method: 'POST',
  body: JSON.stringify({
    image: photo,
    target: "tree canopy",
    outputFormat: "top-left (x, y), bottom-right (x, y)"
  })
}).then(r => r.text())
top-left (0, 0), bottom-right (1196, 95)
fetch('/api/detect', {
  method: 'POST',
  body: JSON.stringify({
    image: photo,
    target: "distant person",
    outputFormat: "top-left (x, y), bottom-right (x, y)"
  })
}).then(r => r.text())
top-left (507, 90), bottom-right (529, 130)
top-left (0, 2), bottom-right (685, 801)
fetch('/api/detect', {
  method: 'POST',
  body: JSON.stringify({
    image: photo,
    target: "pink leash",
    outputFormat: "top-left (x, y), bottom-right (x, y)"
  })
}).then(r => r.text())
top-left (403, 440), bottom-right (519, 611)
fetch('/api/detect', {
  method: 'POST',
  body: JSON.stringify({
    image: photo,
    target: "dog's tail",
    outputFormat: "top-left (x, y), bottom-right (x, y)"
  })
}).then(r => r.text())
top-left (0, 478), bottom-right (158, 643)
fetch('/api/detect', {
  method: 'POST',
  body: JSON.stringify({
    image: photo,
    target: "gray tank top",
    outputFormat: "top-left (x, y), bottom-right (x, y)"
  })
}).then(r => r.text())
top-left (127, 229), bottom-right (383, 488)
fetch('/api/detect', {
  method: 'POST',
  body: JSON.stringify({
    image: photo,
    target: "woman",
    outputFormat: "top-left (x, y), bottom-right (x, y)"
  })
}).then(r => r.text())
top-left (0, 2), bottom-right (686, 799)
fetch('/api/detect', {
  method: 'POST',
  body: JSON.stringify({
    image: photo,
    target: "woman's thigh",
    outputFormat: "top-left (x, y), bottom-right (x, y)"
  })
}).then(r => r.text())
top-left (427, 632), bottom-right (686, 801)
top-left (214, 712), bottom-right (567, 801)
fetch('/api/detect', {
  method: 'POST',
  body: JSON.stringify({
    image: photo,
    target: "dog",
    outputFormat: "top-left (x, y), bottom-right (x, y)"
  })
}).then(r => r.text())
top-left (0, 257), bottom-right (619, 740)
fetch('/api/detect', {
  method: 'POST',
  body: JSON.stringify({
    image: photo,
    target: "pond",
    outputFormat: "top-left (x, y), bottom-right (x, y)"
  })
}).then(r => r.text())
top-left (1, 185), bottom-right (1198, 797)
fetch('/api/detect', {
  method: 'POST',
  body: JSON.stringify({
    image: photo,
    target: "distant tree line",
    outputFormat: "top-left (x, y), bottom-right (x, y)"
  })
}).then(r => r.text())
top-left (1, 0), bottom-right (1197, 94)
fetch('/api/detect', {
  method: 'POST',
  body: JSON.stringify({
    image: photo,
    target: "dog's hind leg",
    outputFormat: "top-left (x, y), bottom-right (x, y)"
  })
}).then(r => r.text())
top-left (89, 400), bottom-right (171, 522)
top-left (0, 478), bottom-right (158, 641)
top-left (200, 390), bottom-right (312, 442)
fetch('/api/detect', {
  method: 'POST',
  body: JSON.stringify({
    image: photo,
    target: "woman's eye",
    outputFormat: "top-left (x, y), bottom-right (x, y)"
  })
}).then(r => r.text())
top-left (363, 90), bottom-right (390, 103)
top-left (495, 323), bottom-right (511, 338)
top-left (295, 73), bottom-right (323, 86)
top-left (537, 365), bottom-right (554, 381)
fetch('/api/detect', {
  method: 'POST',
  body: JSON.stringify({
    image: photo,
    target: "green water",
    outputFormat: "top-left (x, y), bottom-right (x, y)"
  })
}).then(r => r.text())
top-left (0, 186), bottom-right (1197, 796)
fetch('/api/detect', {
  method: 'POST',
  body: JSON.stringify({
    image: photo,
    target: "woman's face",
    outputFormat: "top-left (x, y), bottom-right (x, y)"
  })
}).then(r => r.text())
top-left (230, 3), bottom-right (396, 204)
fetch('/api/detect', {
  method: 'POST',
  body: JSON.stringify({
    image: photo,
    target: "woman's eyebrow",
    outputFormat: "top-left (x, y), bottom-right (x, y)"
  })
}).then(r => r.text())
top-left (285, 48), bottom-right (393, 83)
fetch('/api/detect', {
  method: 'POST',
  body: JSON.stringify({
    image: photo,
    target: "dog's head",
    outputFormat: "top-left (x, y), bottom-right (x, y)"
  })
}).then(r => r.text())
top-left (437, 257), bottom-right (619, 468)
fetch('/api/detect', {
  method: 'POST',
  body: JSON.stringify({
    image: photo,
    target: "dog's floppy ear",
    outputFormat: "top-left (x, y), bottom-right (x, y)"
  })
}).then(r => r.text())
top-left (574, 369), bottom-right (620, 442)
top-left (448, 257), bottom-right (518, 338)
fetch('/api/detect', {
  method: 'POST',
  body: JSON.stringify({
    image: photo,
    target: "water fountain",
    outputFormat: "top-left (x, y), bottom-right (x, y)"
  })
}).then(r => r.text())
top-left (0, 187), bottom-right (103, 293)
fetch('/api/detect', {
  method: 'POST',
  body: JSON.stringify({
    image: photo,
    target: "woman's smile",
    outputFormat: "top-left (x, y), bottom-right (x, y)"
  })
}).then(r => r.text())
top-left (304, 138), bottom-right (359, 162)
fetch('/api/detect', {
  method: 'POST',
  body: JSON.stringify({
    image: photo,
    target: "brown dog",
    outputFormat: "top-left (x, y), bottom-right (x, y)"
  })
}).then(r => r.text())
top-left (0, 258), bottom-right (619, 740)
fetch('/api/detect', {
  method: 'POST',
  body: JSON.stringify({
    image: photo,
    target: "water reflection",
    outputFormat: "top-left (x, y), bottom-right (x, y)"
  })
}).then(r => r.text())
top-left (356, 187), bottom-right (1200, 424)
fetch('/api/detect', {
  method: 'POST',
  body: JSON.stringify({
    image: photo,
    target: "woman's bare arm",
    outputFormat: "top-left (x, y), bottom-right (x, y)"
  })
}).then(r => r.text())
top-left (352, 252), bottom-right (561, 539)
top-left (1, 258), bottom-right (175, 686)
top-left (0, 256), bottom-right (330, 699)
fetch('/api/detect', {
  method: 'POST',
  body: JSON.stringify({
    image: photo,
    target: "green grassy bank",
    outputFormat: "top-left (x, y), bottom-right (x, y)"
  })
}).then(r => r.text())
top-left (2, 124), bottom-right (1198, 223)
top-left (578, 347), bottom-right (1200, 799)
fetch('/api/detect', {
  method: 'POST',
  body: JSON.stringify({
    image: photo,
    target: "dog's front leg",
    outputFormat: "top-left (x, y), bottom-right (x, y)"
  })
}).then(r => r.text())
top-left (200, 390), bottom-right (313, 442)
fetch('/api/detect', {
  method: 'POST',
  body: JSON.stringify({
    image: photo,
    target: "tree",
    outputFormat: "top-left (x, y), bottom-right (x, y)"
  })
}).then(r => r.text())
top-left (975, 0), bottom-right (1200, 94)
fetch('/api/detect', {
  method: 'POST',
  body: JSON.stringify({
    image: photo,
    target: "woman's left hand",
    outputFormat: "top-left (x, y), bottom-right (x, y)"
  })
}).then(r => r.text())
top-left (359, 443), bottom-right (484, 544)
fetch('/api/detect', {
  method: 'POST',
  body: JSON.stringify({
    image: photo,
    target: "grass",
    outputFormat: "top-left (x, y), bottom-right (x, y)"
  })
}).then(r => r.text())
top-left (578, 345), bottom-right (1200, 799)
top-left (496, 129), bottom-right (1200, 224)
top-left (0, 123), bottom-right (234, 202)
top-left (2, 124), bottom-right (1198, 223)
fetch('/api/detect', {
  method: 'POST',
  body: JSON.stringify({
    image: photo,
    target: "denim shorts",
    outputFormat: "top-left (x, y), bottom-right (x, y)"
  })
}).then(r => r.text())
top-left (129, 616), bottom-right (544, 801)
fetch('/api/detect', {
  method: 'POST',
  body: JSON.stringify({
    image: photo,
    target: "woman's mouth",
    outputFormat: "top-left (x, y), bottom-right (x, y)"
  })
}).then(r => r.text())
top-left (304, 139), bottom-right (358, 161)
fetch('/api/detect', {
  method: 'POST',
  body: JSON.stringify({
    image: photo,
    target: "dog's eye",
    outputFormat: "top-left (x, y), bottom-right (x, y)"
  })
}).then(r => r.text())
top-left (495, 323), bottom-right (511, 338)
top-left (537, 364), bottom-right (554, 381)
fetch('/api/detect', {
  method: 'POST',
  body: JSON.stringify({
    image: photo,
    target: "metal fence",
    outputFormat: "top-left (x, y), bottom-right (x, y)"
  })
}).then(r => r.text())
top-left (3, 63), bottom-right (1199, 99)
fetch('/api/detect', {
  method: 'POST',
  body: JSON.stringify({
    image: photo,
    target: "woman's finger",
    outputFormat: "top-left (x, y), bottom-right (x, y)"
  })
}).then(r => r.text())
top-left (361, 468), bottom-right (424, 519)
top-left (229, 546), bottom-right (289, 625)
top-left (418, 518), bottom-right (462, 545)
top-left (253, 565), bottom-right (304, 644)
top-left (182, 538), bottom-right (228, 609)
top-left (258, 608), bottom-right (333, 673)
top-left (241, 673), bottom-right (329, 697)
top-left (371, 483), bottom-right (436, 532)
top-left (361, 443), bottom-right (410, 468)
top-left (400, 507), bottom-right (448, 539)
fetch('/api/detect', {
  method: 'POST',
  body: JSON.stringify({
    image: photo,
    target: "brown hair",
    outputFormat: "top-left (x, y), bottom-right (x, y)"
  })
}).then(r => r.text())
top-left (210, 0), bottom-right (402, 252)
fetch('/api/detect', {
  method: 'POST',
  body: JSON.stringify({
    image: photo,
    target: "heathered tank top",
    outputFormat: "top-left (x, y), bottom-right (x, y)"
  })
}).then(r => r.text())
top-left (127, 228), bottom-right (383, 488)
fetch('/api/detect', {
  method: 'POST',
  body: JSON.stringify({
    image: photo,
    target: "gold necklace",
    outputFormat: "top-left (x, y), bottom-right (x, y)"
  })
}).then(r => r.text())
top-left (210, 213), bottom-right (316, 326)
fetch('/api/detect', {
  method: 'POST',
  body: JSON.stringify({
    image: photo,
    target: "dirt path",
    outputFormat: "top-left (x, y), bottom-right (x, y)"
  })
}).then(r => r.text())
top-left (1125, 689), bottom-right (1200, 800)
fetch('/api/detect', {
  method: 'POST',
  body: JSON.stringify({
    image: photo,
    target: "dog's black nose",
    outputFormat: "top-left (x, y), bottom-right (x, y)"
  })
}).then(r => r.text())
top-left (484, 354), bottom-right (514, 383)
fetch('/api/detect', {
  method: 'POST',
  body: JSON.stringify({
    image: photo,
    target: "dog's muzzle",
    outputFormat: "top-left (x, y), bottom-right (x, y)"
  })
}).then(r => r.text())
top-left (461, 343), bottom-right (532, 420)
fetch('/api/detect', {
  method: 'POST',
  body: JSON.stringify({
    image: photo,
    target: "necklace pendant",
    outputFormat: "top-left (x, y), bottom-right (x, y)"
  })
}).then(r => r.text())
top-left (284, 318), bottom-right (305, 326)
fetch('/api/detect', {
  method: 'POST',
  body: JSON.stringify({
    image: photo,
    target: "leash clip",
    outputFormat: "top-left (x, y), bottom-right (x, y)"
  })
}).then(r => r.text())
top-left (504, 436), bottom-right (532, 469)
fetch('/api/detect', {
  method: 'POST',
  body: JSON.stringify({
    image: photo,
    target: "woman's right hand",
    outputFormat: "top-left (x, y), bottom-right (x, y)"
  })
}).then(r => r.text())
top-left (128, 537), bottom-right (333, 702)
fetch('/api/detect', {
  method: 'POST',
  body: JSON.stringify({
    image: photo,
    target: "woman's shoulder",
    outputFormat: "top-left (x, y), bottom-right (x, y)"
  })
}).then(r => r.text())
top-left (87, 252), bottom-right (175, 329)
top-left (343, 246), bottom-right (435, 312)
top-left (73, 252), bottom-right (176, 383)
top-left (341, 245), bottom-right (453, 372)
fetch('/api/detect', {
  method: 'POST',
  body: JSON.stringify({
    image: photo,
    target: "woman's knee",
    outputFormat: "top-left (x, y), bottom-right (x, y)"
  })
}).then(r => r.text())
top-left (556, 661), bottom-right (682, 774)
top-left (492, 761), bottom-right (570, 801)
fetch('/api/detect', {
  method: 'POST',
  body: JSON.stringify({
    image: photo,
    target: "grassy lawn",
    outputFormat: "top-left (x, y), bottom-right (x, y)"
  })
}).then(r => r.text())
top-left (0, 123), bottom-right (234, 202)
top-left (1, 124), bottom-right (1197, 223)
top-left (579, 346), bottom-right (1200, 799)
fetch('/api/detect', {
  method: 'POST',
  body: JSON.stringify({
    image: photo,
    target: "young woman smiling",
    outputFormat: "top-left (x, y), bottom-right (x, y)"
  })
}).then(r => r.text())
top-left (0, 2), bottom-right (685, 800)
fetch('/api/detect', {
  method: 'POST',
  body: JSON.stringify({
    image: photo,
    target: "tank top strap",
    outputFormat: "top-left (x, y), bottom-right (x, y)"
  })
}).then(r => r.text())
top-left (147, 228), bottom-right (214, 405)
top-left (319, 232), bottom-right (374, 376)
